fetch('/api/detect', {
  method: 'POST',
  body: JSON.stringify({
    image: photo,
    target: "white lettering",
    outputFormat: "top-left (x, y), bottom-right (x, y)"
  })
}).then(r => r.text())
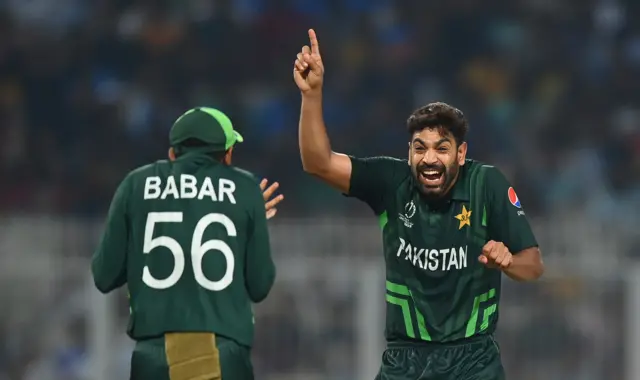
top-left (198, 177), bottom-right (218, 201)
top-left (219, 179), bottom-right (237, 204)
top-left (160, 176), bottom-right (179, 199)
top-left (181, 175), bottom-right (198, 199)
top-left (144, 177), bottom-right (161, 199)
top-left (459, 246), bottom-right (467, 269)
top-left (398, 239), bottom-right (469, 272)
top-left (404, 244), bottom-right (413, 262)
top-left (412, 247), bottom-right (425, 269)
top-left (143, 175), bottom-right (238, 203)
top-left (446, 248), bottom-right (458, 270)
top-left (396, 238), bottom-right (406, 257)
top-left (427, 250), bottom-right (439, 271)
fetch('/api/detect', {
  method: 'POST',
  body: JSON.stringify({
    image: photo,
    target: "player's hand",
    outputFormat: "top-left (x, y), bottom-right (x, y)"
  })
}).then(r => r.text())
top-left (479, 240), bottom-right (513, 270)
top-left (260, 179), bottom-right (284, 220)
top-left (293, 29), bottom-right (324, 96)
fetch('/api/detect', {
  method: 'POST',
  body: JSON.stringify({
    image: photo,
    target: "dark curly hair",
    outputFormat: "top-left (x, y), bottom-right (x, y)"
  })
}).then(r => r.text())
top-left (406, 102), bottom-right (469, 146)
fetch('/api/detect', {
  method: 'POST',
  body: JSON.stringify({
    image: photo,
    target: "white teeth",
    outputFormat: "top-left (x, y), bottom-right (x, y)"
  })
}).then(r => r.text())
top-left (423, 171), bottom-right (439, 175)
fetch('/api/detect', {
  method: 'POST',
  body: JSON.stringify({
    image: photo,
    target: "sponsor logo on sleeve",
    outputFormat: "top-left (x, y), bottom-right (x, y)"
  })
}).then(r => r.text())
top-left (508, 187), bottom-right (521, 208)
top-left (508, 187), bottom-right (525, 215)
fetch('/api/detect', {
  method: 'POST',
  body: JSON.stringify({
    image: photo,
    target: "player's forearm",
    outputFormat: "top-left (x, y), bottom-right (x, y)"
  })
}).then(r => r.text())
top-left (299, 93), bottom-right (333, 174)
top-left (246, 254), bottom-right (276, 303)
top-left (245, 215), bottom-right (276, 302)
top-left (93, 179), bottom-right (130, 293)
top-left (246, 266), bottom-right (275, 303)
top-left (503, 247), bottom-right (544, 282)
top-left (91, 219), bottom-right (128, 293)
top-left (91, 250), bottom-right (127, 293)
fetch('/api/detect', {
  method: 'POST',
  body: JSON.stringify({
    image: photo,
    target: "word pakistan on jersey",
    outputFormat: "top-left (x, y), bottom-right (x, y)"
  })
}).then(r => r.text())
top-left (143, 174), bottom-right (238, 203)
top-left (396, 200), bottom-right (468, 272)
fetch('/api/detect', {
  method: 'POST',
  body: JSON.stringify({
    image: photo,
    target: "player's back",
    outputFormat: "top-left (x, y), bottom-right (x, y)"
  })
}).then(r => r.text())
top-left (124, 155), bottom-right (274, 347)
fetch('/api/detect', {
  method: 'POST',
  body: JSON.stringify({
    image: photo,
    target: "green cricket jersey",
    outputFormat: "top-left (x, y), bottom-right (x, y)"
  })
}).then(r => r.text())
top-left (347, 157), bottom-right (538, 343)
top-left (91, 153), bottom-right (275, 347)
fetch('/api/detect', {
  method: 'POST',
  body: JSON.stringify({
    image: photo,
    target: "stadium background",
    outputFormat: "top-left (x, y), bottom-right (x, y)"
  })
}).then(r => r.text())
top-left (0, 0), bottom-right (639, 379)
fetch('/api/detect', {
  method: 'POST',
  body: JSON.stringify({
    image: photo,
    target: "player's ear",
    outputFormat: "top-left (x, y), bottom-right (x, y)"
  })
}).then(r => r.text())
top-left (223, 147), bottom-right (233, 165)
top-left (407, 141), bottom-right (411, 166)
top-left (168, 147), bottom-right (176, 161)
top-left (457, 141), bottom-right (467, 165)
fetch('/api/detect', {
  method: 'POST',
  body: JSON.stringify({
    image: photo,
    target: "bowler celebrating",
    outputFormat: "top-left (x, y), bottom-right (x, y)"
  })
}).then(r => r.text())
top-left (293, 30), bottom-right (544, 380)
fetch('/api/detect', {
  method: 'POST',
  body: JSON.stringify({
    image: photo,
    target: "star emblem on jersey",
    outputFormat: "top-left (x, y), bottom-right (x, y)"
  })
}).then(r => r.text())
top-left (455, 205), bottom-right (472, 229)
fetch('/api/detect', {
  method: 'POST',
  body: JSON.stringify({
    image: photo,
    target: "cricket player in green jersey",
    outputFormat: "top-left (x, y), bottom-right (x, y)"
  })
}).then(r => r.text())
top-left (293, 30), bottom-right (545, 380)
top-left (91, 107), bottom-right (284, 380)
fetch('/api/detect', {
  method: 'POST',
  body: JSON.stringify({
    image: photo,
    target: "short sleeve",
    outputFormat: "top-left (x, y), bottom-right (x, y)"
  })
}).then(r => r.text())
top-left (485, 167), bottom-right (538, 253)
top-left (347, 156), bottom-right (409, 214)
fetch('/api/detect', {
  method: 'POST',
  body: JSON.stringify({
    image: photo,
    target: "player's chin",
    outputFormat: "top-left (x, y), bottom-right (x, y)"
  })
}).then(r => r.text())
top-left (419, 184), bottom-right (446, 198)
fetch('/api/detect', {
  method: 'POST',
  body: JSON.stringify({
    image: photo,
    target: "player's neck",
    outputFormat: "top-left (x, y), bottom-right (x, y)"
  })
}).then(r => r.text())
top-left (176, 151), bottom-right (223, 165)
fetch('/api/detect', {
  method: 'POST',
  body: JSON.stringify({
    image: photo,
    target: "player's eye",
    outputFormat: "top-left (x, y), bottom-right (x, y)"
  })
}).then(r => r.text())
top-left (414, 146), bottom-right (425, 153)
top-left (437, 146), bottom-right (449, 152)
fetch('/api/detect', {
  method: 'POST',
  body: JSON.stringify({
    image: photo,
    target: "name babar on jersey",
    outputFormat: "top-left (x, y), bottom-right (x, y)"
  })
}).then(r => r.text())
top-left (395, 200), bottom-right (470, 273)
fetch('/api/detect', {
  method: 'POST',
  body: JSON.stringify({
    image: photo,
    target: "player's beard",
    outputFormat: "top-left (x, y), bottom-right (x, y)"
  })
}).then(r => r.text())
top-left (412, 161), bottom-right (460, 201)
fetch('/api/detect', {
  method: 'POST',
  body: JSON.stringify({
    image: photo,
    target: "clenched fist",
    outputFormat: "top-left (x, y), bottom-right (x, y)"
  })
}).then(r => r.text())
top-left (479, 240), bottom-right (513, 270)
top-left (293, 29), bottom-right (324, 95)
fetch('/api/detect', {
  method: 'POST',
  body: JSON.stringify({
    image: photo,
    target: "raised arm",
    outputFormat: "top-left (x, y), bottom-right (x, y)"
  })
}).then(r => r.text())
top-left (294, 29), bottom-right (352, 193)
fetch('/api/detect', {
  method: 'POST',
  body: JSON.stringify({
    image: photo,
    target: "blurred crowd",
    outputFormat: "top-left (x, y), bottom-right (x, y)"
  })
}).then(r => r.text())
top-left (0, 0), bottom-right (638, 218)
top-left (1, 0), bottom-right (639, 379)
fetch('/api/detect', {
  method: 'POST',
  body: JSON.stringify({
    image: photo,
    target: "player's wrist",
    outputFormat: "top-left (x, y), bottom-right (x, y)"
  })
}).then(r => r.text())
top-left (501, 249), bottom-right (543, 281)
top-left (301, 89), bottom-right (323, 101)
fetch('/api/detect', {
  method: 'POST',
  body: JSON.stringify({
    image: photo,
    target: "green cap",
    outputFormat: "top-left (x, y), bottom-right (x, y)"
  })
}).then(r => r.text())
top-left (169, 107), bottom-right (244, 152)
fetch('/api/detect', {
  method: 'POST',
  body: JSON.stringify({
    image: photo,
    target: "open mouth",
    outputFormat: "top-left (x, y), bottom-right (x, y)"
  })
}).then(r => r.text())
top-left (418, 169), bottom-right (445, 187)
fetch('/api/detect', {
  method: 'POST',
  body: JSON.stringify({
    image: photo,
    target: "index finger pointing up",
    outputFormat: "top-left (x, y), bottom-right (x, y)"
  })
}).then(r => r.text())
top-left (308, 29), bottom-right (320, 55)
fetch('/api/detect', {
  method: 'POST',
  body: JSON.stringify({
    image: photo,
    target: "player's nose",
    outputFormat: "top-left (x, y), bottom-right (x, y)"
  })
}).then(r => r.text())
top-left (422, 149), bottom-right (438, 164)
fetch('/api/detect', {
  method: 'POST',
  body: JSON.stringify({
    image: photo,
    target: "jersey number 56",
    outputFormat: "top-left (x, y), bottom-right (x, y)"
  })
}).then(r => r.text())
top-left (142, 212), bottom-right (236, 291)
